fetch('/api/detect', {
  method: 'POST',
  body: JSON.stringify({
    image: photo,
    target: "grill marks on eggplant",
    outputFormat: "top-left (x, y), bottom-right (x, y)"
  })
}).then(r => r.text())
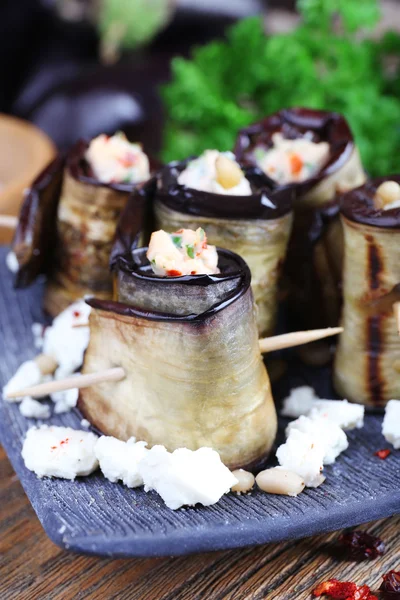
top-left (366, 238), bottom-right (385, 406)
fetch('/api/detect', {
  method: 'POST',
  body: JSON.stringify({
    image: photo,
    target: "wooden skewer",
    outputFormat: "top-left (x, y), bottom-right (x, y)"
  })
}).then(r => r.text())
top-left (0, 214), bottom-right (18, 229)
top-left (6, 367), bottom-right (126, 400)
top-left (394, 302), bottom-right (400, 335)
top-left (7, 328), bottom-right (342, 399)
top-left (258, 327), bottom-right (343, 354)
top-left (71, 322), bottom-right (89, 328)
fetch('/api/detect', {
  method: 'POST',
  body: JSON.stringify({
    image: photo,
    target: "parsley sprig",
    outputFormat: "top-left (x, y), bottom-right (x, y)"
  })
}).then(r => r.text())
top-left (161, 0), bottom-right (400, 176)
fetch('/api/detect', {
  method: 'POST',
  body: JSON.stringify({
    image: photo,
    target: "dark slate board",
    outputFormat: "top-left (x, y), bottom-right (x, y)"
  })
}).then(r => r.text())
top-left (0, 246), bottom-right (399, 558)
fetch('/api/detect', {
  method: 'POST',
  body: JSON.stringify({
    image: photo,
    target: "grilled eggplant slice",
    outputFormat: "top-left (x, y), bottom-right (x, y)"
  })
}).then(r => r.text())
top-left (235, 108), bottom-right (366, 333)
top-left (79, 248), bottom-right (277, 470)
top-left (151, 162), bottom-right (294, 336)
top-left (334, 177), bottom-right (400, 406)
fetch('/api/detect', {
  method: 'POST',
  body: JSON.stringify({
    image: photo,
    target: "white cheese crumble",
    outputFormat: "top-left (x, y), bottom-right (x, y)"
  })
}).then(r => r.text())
top-left (6, 251), bottom-right (19, 273)
top-left (178, 150), bottom-right (252, 195)
top-left (43, 300), bottom-right (91, 379)
top-left (85, 132), bottom-right (150, 185)
top-left (22, 426), bottom-right (98, 479)
top-left (286, 415), bottom-right (348, 465)
top-left (19, 397), bottom-right (51, 420)
top-left (80, 419), bottom-right (90, 428)
top-left (309, 400), bottom-right (364, 430)
top-left (276, 429), bottom-right (325, 488)
top-left (95, 436), bottom-right (148, 488)
top-left (138, 445), bottom-right (238, 510)
top-left (3, 360), bottom-right (42, 402)
top-left (51, 388), bottom-right (79, 414)
top-left (382, 399), bottom-right (400, 449)
top-left (147, 228), bottom-right (219, 277)
top-left (281, 386), bottom-right (319, 418)
top-left (256, 133), bottom-right (330, 184)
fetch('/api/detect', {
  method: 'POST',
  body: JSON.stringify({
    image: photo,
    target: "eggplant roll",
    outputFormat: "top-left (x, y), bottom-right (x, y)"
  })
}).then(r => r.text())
top-left (12, 140), bottom-right (152, 316)
top-left (334, 178), bottom-right (400, 406)
top-left (79, 248), bottom-right (277, 470)
top-left (235, 108), bottom-right (366, 331)
top-left (152, 163), bottom-right (294, 337)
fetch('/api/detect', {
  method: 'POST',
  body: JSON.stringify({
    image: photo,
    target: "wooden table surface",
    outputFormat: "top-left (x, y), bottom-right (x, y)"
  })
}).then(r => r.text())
top-left (1, 446), bottom-right (398, 600)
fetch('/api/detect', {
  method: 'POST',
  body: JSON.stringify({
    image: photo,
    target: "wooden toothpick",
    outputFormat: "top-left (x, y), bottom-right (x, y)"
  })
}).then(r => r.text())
top-left (6, 367), bottom-right (126, 400)
top-left (394, 302), bottom-right (400, 336)
top-left (259, 327), bottom-right (343, 354)
top-left (0, 215), bottom-right (18, 229)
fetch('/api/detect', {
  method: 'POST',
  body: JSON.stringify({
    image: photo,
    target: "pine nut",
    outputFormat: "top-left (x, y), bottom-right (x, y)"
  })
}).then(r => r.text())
top-left (231, 469), bottom-right (255, 493)
top-left (215, 155), bottom-right (244, 189)
top-left (256, 467), bottom-right (305, 497)
top-left (374, 180), bottom-right (400, 210)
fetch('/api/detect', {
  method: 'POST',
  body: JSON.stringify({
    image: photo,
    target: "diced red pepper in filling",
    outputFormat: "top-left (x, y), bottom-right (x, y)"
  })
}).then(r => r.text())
top-left (166, 269), bottom-right (182, 277)
top-left (73, 310), bottom-right (81, 318)
top-left (289, 153), bottom-right (303, 175)
top-left (313, 579), bottom-right (358, 598)
top-left (374, 448), bottom-right (391, 460)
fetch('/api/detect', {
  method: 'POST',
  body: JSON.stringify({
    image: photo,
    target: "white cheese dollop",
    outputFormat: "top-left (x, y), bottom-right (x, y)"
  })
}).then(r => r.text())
top-left (286, 415), bottom-right (348, 465)
top-left (95, 436), bottom-right (148, 488)
top-left (138, 445), bottom-right (238, 510)
top-left (257, 133), bottom-right (330, 184)
top-left (309, 399), bottom-right (364, 430)
top-left (51, 388), bottom-right (79, 414)
top-left (85, 132), bottom-right (150, 185)
top-left (382, 399), bottom-right (400, 449)
top-left (178, 150), bottom-right (252, 196)
top-left (3, 361), bottom-right (43, 402)
top-left (43, 300), bottom-right (91, 379)
top-left (147, 228), bottom-right (219, 277)
top-left (276, 429), bottom-right (325, 488)
top-left (22, 425), bottom-right (98, 479)
top-left (19, 397), bottom-right (51, 420)
top-left (6, 251), bottom-right (19, 273)
top-left (280, 386), bottom-right (319, 418)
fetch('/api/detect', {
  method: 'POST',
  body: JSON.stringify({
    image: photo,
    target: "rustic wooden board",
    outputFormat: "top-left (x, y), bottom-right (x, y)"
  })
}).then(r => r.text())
top-left (0, 247), bottom-right (399, 558)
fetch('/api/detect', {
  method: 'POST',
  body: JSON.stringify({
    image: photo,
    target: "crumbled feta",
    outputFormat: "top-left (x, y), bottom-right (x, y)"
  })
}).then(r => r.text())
top-left (138, 445), bottom-right (238, 510)
top-left (85, 132), bottom-right (150, 185)
top-left (43, 300), bottom-right (91, 379)
top-left (309, 399), bottom-right (364, 430)
top-left (382, 399), bottom-right (400, 449)
top-left (80, 419), bottom-right (90, 428)
top-left (256, 133), bottom-right (330, 184)
top-left (147, 228), bottom-right (219, 277)
top-left (22, 426), bottom-right (98, 479)
top-left (3, 360), bottom-right (43, 402)
top-left (281, 386), bottom-right (318, 418)
top-left (32, 323), bottom-right (45, 349)
top-left (178, 150), bottom-right (252, 196)
top-left (276, 429), bottom-right (325, 488)
top-left (95, 436), bottom-right (148, 488)
top-left (51, 388), bottom-right (79, 414)
top-left (6, 251), bottom-right (19, 273)
top-left (286, 415), bottom-right (348, 465)
top-left (19, 397), bottom-right (51, 420)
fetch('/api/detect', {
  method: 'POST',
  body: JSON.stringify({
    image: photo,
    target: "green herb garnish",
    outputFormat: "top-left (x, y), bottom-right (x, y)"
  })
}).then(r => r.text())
top-left (186, 244), bottom-right (195, 259)
top-left (161, 0), bottom-right (400, 177)
top-left (172, 235), bottom-right (182, 248)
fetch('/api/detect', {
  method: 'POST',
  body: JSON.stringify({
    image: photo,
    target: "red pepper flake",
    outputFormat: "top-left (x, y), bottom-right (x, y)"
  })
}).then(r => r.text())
top-left (191, 271), bottom-right (197, 275)
top-left (339, 530), bottom-right (385, 560)
top-left (50, 446), bottom-right (57, 450)
top-left (313, 579), bottom-right (357, 598)
top-left (73, 310), bottom-right (81, 318)
top-left (374, 448), bottom-right (391, 460)
top-left (60, 438), bottom-right (69, 445)
top-left (380, 570), bottom-right (400, 596)
top-left (166, 269), bottom-right (182, 277)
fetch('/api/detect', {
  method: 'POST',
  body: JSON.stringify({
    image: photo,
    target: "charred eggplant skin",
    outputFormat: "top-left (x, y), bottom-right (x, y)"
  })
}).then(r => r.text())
top-left (334, 177), bottom-right (400, 406)
top-left (12, 155), bottom-right (64, 288)
top-left (235, 107), bottom-right (366, 333)
top-left (79, 248), bottom-right (278, 469)
top-left (149, 160), bottom-right (294, 336)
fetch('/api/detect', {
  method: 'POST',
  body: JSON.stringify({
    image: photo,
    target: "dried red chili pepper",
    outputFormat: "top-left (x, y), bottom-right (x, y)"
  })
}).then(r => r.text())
top-left (380, 570), bottom-right (400, 596)
top-left (312, 579), bottom-right (357, 598)
top-left (338, 530), bottom-right (385, 560)
top-left (374, 449), bottom-right (391, 459)
top-left (353, 585), bottom-right (373, 600)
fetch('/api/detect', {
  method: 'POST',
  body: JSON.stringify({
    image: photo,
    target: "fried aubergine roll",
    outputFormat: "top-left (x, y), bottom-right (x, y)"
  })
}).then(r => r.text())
top-left (79, 229), bottom-right (277, 470)
top-left (235, 108), bottom-right (366, 333)
top-left (152, 150), bottom-right (294, 337)
top-left (334, 178), bottom-right (400, 406)
top-left (12, 132), bottom-right (153, 316)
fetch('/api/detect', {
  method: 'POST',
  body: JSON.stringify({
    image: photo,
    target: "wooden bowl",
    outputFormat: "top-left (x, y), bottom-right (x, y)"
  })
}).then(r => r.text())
top-left (0, 114), bottom-right (56, 244)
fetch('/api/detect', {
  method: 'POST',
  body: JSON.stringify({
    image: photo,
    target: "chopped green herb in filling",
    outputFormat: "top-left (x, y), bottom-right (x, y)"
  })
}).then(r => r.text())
top-left (186, 244), bottom-right (195, 259)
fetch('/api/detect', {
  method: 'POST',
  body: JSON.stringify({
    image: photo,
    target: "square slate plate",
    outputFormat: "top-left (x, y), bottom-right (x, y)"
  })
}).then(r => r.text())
top-left (0, 247), bottom-right (399, 558)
